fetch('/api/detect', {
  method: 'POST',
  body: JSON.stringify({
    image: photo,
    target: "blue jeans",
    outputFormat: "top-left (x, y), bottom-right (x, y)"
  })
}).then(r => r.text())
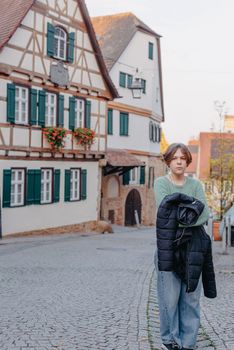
top-left (157, 270), bottom-right (202, 349)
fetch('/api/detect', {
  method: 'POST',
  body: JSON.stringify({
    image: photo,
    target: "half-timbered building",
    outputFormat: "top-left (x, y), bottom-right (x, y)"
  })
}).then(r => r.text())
top-left (0, 0), bottom-right (118, 236)
top-left (92, 13), bottom-right (165, 226)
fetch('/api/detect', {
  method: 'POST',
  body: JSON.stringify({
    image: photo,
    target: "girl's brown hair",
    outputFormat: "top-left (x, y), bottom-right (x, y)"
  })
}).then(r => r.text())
top-left (163, 143), bottom-right (192, 166)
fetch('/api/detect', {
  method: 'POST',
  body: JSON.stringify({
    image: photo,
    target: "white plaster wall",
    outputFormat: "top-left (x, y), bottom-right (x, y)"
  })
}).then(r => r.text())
top-left (109, 31), bottom-right (163, 118)
top-left (107, 109), bottom-right (160, 154)
top-left (1, 159), bottom-right (99, 235)
top-left (0, 2), bottom-right (107, 93)
top-left (0, 78), bottom-right (106, 150)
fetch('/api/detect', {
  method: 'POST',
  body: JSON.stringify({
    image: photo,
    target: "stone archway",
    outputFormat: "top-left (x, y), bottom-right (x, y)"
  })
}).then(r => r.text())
top-left (125, 189), bottom-right (142, 226)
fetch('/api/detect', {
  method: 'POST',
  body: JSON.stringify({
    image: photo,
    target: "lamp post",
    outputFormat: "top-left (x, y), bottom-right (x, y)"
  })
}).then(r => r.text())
top-left (214, 100), bottom-right (226, 220)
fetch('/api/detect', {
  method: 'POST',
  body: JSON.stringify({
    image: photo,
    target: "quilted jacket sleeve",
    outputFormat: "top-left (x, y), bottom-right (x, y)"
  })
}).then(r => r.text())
top-left (202, 238), bottom-right (217, 298)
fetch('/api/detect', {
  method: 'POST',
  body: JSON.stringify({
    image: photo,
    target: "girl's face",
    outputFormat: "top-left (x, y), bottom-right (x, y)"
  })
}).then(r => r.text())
top-left (169, 148), bottom-right (187, 175)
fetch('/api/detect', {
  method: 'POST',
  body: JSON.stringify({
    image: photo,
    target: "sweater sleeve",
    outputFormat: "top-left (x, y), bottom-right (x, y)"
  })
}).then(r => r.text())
top-left (154, 177), bottom-right (170, 208)
top-left (193, 180), bottom-right (210, 226)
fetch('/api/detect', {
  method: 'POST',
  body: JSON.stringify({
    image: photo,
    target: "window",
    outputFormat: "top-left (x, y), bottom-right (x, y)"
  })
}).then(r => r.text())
top-left (15, 86), bottom-right (28, 124)
top-left (54, 27), bottom-right (67, 60)
top-left (129, 167), bottom-right (140, 185)
top-left (47, 23), bottom-right (75, 63)
top-left (108, 109), bottom-right (113, 135)
top-left (119, 72), bottom-right (126, 87)
top-left (70, 169), bottom-right (81, 201)
top-left (120, 112), bottom-right (129, 136)
top-left (141, 79), bottom-right (146, 94)
top-left (45, 92), bottom-right (57, 126)
top-left (148, 42), bottom-right (154, 60)
top-left (75, 99), bottom-right (85, 128)
top-left (41, 169), bottom-right (53, 204)
top-left (127, 74), bottom-right (133, 88)
top-left (10, 169), bottom-right (25, 207)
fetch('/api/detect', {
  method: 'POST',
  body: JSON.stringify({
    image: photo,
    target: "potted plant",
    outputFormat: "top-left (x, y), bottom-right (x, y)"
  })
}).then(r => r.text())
top-left (74, 127), bottom-right (95, 147)
top-left (43, 127), bottom-right (67, 151)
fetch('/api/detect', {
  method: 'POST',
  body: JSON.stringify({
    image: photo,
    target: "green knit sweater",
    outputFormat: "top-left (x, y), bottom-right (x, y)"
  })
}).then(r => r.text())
top-left (154, 176), bottom-right (209, 226)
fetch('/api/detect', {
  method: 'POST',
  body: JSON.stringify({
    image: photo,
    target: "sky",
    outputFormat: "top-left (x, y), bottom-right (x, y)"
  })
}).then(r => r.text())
top-left (85, 0), bottom-right (234, 144)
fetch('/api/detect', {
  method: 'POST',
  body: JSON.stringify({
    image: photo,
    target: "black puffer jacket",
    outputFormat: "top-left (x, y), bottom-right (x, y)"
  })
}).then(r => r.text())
top-left (156, 193), bottom-right (217, 298)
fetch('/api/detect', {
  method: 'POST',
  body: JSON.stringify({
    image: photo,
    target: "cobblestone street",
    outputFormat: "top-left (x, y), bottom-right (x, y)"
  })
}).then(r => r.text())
top-left (0, 227), bottom-right (233, 350)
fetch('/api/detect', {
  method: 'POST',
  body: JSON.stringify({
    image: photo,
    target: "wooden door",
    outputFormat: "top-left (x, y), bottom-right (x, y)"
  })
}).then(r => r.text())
top-left (125, 189), bottom-right (142, 226)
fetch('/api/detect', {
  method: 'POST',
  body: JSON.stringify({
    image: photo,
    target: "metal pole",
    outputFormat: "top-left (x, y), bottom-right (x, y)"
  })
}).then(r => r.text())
top-left (222, 216), bottom-right (228, 254)
top-left (227, 215), bottom-right (231, 247)
top-left (207, 213), bottom-right (213, 241)
top-left (134, 210), bottom-right (140, 228)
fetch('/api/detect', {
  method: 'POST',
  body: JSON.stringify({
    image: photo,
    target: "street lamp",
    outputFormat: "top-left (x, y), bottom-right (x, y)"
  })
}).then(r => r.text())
top-left (214, 100), bottom-right (226, 220)
top-left (129, 68), bottom-right (143, 99)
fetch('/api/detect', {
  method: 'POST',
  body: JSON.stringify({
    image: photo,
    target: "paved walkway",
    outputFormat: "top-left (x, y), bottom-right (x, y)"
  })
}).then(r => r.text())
top-left (0, 227), bottom-right (233, 350)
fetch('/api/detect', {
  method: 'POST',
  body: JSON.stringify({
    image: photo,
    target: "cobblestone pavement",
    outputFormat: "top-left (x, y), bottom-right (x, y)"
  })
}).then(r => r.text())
top-left (0, 228), bottom-right (233, 350)
top-left (200, 242), bottom-right (234, 350)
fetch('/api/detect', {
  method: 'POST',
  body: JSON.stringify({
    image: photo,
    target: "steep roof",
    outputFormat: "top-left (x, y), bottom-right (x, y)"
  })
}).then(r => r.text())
top-left (92, 12), bottom-right (161, 71)
top-left (0, 0), bottom-right (118, 99)
top-left (0, 0), bottom-right (34, 50)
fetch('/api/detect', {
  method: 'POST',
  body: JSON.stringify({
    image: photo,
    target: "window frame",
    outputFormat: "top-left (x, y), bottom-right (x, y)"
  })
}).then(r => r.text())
top-left (45, 91), bottom-right (58, 127)
top-left (148, 42), bottom-right (154, 60)
top-left (119, 112), bottom-right (129, 136)
top-left (70, 168), bottom-right (81, 202)
top-left (54, 26), bottom-right (68, 61)
top-left (74, 98), bottom-right (86, 129)
top-left (141, 79), bottom-right (146, 94)
top-left (119, 72), bottom-right (126, 88)
top-left (15, 85), bottom-right (29, 125)
top-left (129, 167), bottom-right (140, 185)
top-left (10, 168), bottom-right (26, 207)
top-left (40, 168), bottom-right (53, 205)
top-left (107, 108), bottom-right (113, 135)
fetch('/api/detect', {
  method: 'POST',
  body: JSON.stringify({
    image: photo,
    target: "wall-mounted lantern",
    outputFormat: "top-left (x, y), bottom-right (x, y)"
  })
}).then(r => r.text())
top-left (129, 68), bottom-right (143, 99)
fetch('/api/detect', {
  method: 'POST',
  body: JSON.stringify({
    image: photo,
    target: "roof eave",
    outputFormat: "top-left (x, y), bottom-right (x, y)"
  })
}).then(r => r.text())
top-left (78, 0), bottom-right (120, 99)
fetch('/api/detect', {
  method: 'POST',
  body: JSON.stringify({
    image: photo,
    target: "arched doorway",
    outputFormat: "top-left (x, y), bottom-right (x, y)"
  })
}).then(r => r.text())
top-left (125, 189), bottom-right (142, 226)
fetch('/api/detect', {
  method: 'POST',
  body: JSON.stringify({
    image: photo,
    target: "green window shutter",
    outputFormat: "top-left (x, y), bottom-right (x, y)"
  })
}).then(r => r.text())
top-left (119, 72), bottom-right (126, 87)
top-left (125, 113), bottom-right (129, 135)
top-left (58, 94), bottom-right (64, 127)
top-left (127, 74), bottom-right (133, 88)
top-left (148, 42), bottom-right (153, 59)
top-left (120, 112), bottom-right (129, 136)
top-left (38, 90), bottom-right (46, 127)
top-left (123, 170), bottom-right (130, 185)
top-left (27, 170), bottom-right (35, 205)
top-left (159, 127), bottom-right (162, 142)
top-left (64, 169), bottom-right (71, 202)
top-left (67, 32), bottom-right (75, 63)
top-left (47, 22), bottom-right (55, 57)
top-left (81, 169), bottom-right (87, 200)
top-left (34, 170), bottom-right (41, 204)
top-left (30, 89), bottom-right (38, 125)
top-left (140, 166), bottom-right (145, 185)
top-left (85, 100), bottom-right (91, 129)
top-left (141, 79), bottom-right (146, 94)
top-left (120, 113), bottom-right (124, 135)
top-left (107, 109), bottom-right (113, 135)
top-left (54, 169), bottom-right (60, 203)
top-left (3, 169), bottom-right (11, 207)
top-left (69, 96), bottom-right (76, 131)
top-left (7, 83), bottom-right (15, 123)
top-left (27, 169), bottom-right (41, 205)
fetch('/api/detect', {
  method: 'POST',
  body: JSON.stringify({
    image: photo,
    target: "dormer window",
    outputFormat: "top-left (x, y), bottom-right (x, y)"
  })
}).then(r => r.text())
top-left (47, 23), bottom-right (75, 63)
top-left (54, 27), bottom-right (67, 60)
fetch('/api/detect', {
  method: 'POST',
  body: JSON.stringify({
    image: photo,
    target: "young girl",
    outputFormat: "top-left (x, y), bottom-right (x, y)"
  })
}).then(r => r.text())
top-left (154, 143), bottom-right (216, 350)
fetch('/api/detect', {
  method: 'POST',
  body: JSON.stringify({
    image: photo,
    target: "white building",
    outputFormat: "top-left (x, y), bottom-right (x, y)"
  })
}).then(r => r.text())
top-left (0, 0), bottom-right (118, 236)
top-left (92, 13), bottom-right (165, 225)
